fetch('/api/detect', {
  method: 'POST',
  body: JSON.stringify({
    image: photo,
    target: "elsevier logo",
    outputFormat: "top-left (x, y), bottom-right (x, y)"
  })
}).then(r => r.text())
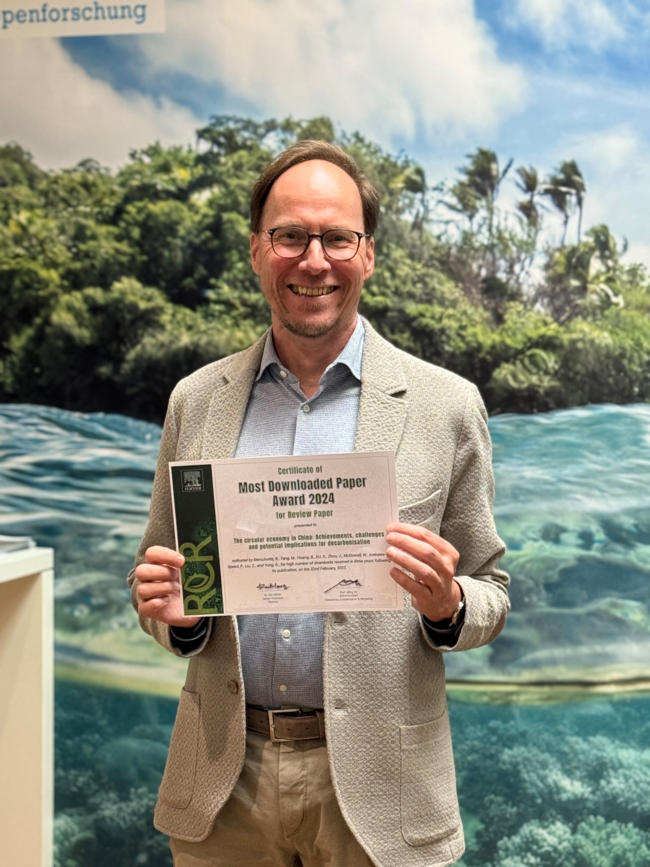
top-left (1, 1), bottom-right (147, 29)
top-left (182, 469), bottom-right (204, 493)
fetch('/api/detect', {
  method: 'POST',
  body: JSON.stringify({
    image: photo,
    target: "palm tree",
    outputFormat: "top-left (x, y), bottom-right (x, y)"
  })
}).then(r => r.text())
top-left (542, 175), bottom-right (571, 246)
top-left (464, 148), bottom-right (513, 205)
top-left (515, 165), bottom-right (540, 228)
top-left (557, 160), bottom-right (586, 243)
top-left (447, 148), bottom-right (513, 245)
top-left (541, 160), bottom-right (586, 245)
top-left (447, 179), bottom-right (480, 227)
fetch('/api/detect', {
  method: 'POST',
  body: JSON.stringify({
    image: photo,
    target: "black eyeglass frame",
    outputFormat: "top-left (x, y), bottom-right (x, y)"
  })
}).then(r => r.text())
top-left (264, 227), bottom-right (370, 261)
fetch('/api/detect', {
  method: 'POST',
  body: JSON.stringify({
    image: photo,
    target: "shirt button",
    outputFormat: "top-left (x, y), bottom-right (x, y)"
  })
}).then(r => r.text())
top-left (280, 370), bottom-right (287, 378)
top-left (227, 680), bottom-right (239, 694)
top-left (303, 404), bottom-right (310, 413)
top-left (279, 684), bottom-right (288, 693)
top-left (282, 629), bottom-right (291, 639)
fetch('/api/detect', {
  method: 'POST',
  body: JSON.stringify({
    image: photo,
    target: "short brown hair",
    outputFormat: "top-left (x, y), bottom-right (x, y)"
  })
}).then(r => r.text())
top-left (250, 140), bottom-right (381, 236)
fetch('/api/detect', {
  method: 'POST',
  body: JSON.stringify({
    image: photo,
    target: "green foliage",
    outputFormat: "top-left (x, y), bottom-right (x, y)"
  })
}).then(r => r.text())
top-left (1, 116), bottom-right (649, 421)
top-left (535, 225), bottom-right (626, 325)
top-left (0, 143), bottom-right (45, 188)
top-left (6, 279), bottom-right (170, 412)
top-left (119, 306), bottom-right (262, 420)
top-left (3, 277), bottom-right (258, 417)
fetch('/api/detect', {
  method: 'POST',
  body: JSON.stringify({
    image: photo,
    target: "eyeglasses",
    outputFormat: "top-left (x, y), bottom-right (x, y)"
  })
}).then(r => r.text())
top-left (265, 226), bottom-right (369, 261)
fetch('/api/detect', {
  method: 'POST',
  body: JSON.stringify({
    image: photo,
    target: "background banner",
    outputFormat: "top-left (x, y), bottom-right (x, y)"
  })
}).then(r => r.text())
top-left (0, 0), bottom-right (164, 38)
top-left (1, 3), bottom-right (650, 866)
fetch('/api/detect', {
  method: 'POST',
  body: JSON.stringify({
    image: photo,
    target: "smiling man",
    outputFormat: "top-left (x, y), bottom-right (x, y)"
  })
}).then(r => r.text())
top-left (128, 141), bottom-right (509, 867)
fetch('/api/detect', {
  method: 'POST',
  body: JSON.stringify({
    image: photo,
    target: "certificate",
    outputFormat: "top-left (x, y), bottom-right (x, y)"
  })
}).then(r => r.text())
top-left (169, 452), bottom-right (402, 615)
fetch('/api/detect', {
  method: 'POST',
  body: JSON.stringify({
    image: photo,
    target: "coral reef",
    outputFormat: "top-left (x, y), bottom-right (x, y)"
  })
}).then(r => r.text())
top-left (452, 697), bottom-right (650, 866)
top-left (54, 683), bottom-right (176, 867)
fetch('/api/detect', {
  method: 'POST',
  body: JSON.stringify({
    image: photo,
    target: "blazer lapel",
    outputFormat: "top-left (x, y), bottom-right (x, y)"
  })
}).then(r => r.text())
top-left (200, 333), bottom-right (268, 459)
top-left (355, 319), bottom-right (408, 455)
top-left (199, 319), bottom-right (408, 458)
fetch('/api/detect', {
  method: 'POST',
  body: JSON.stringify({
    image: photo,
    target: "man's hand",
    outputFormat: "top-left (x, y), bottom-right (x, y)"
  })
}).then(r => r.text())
top-left (134, 546), bottom-right (201, 629)
top-left (386, 523), bottom-right (462, 622)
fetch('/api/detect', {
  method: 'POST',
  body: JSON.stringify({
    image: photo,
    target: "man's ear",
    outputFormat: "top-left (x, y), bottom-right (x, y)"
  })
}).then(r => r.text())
top-left (250, 232), bottom-right (261, 275)
top-left (363, 236), bottom-right (375, 280)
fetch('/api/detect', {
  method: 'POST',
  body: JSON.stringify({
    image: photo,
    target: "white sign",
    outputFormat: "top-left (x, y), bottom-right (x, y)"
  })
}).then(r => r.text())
top-left (0, 0), bottom-right (164, 38)
top-left (169, 452), bottom-right (403, 616)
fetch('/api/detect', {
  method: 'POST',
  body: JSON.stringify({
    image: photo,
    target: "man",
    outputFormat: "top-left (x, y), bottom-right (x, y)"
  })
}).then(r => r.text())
top-left (128, 141), bottom-right (509, 867)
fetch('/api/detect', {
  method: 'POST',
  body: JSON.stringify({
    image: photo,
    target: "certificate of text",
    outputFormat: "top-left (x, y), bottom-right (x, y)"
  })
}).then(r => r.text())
top-left (169, 452), bottom-right (401, 615)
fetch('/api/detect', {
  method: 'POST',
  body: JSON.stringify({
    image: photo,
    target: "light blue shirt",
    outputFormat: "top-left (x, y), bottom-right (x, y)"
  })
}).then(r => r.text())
top-left (234, 317), bottom-right (365, 709)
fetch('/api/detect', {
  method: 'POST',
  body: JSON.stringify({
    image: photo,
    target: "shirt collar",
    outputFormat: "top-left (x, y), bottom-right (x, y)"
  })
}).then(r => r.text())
top-left (255, 316), bottom-right (365, 383)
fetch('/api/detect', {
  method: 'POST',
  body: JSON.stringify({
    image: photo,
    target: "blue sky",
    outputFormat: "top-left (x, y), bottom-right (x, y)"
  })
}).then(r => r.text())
top-left (2, 0), bottom-right (649, 263)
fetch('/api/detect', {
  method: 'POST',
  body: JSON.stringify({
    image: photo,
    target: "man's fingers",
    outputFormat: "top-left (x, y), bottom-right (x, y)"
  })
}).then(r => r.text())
top-left (137, 597), bottom-right (203, 629)
top-left (137, 580), bottom-right (177, 601)
top-left (389, 565), bottom-right (461, 622)
top-left (389, 566), bottom-right (431, 607)
top-left (145, 545), bottom-right (185, 568)
top-left (386, 544), bottom-right (441, 591)
top-left (386, 522), bottom-right (458, 561)
top-left (138, 597), bottom-right (170, 619)
top-left (386, 531), bottom-right (449, 576)
top-left (135, 562), bottom-right (179, 584)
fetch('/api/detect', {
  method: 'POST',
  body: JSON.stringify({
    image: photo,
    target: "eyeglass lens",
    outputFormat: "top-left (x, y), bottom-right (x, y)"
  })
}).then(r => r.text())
top-left (271, 228), bottom-right (361, 260)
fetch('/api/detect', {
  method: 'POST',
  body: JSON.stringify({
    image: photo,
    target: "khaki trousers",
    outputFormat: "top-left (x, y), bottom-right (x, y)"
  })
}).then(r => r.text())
top-left (170, 731), bottom-right (375, 867)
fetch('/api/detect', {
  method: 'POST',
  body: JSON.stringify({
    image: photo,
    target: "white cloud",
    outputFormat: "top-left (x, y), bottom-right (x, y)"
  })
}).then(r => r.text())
top-left (138, 0), bottom-right (526, 144)
top-left (571, 126), bottom-right (639, 173)
top-left (0, 39), bottom-right (198, 169)
top-left (512, 0), bottom-right (625, 50)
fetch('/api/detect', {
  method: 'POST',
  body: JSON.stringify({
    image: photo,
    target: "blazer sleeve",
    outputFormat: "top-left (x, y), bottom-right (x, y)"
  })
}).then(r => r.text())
top-left (420, 384), bottom-right (510, 653)
top-left (126, 385), bottom-right (213, 657)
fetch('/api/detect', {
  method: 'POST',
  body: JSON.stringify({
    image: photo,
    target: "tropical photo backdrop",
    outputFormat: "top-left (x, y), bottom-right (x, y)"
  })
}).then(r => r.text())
top-left (1, 2), bottom-right (650, 865)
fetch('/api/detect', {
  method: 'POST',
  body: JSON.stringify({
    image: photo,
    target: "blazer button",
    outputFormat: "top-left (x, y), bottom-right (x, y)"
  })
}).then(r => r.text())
top-left (227, 680), bottom-right (239, 695)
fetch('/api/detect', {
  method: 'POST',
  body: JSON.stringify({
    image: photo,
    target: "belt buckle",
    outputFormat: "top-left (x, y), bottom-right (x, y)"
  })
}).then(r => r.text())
top-left (267, 708), bottom-right (301, 743)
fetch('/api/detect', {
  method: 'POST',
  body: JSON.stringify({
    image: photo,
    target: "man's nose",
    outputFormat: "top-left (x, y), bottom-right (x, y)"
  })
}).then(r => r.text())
top-left (300, 237), bottom-right (331, 272)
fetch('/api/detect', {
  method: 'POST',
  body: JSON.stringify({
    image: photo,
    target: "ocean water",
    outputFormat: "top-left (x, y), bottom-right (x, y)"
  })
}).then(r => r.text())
top-left (477, 404), bottom-right (650, 687)
top-left (1, 402), bottom-right (650, 866)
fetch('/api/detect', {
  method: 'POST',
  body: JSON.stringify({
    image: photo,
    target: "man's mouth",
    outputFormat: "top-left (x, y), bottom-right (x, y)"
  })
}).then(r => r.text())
top-left (288, 285), bottom-right (337, 297)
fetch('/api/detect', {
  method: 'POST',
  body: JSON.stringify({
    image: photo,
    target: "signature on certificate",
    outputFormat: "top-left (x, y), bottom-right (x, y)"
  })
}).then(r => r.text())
top-left (325, 578), bottom-right (363, 594)
top-left (257, 582), bottom-right (290, 591)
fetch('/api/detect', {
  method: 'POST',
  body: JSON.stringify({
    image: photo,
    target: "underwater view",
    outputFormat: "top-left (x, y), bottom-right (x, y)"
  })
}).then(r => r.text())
top-left (1, 402), bottom-right (650, 866)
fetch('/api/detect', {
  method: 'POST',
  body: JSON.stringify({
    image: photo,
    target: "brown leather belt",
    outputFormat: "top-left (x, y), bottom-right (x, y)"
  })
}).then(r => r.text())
top-left (246, 705), bottom-right (326, 743)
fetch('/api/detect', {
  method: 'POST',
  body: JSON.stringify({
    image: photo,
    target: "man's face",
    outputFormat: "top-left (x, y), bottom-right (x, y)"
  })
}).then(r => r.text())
top-left (250, 159), bottom-right (375, 341)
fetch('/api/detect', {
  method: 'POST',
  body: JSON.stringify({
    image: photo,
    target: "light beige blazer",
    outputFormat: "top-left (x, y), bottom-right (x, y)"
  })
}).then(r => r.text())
top-left (128, 319), bottom-right (509, 867)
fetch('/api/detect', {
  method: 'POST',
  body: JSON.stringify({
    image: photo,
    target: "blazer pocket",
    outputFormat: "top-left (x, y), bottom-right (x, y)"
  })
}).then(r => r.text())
top-left (158, 687), bottom-right (200, 810)
top-left (399, 490), bottom-right (443, 535)
top-left (399, 711), bottom-right (460, 847)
